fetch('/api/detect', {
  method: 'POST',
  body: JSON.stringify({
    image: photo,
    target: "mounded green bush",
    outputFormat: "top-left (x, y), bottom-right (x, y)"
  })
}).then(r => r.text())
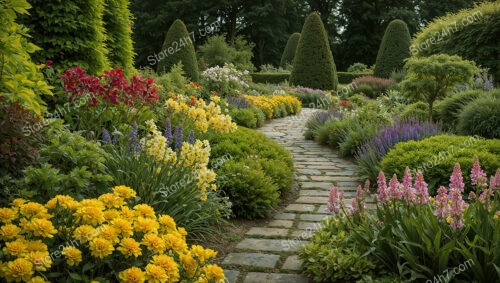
top-left (457, 95), bottom-right (500, 139)
top-left (436, 90), bottom-right (498, 131)
top-left (290, 12), bottom-right (338, 90)
top-left (103, 0), bottom-right (135, 74)
top-left (400, 101), bottom-right (429, 121)
top-left (381, 135), bottom-right (500, 192)
top-left (157, 19), bottom-right (199, 81)
top-left (280, 32), bottom-right (301, 68)
top-left (337, 72), bottom-right (372, 84)
top-left (22, 0), bottom-right (109, 74)
top-left (251, 73), bottom-right (290, 84)
top-left (373, 19), bottom-right (411, 78)
top-left (412, 1), bottom-right (500, 80)
top-left (230, 108), bottom-right (257, 128)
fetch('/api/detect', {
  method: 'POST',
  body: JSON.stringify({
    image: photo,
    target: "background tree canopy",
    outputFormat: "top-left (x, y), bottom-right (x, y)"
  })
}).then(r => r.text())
top-left (131, 0), bottom-right (489, 70)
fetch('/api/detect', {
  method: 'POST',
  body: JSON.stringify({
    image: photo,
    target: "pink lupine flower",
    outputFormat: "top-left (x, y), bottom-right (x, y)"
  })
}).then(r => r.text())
top-left (434, 186), bottom-right (449, 221)
top-left (363, 179), bottom-right (370, 192)
top-left (450, 163), bottom-right (465, 193)
top-left (377, 172), bottom-right (389, 204)
top-left (326, 187), bottom-right (344, 214)
top-left (414, 170), bottom-right (430, 204)
top-left (348, 185), bottom-right (366, 215)
top-left (402, 167), bottom-right (416, 203)
top-left (470, 157), bottom-right (487, 188)
top-left (389, 174), bottom-right (403, 201)
top-left (478, 187), bottom-right (493, 203)
top-left (448, 186), bottom-right (468, 229)
top-left (492, 169), bottom-right (500, 190)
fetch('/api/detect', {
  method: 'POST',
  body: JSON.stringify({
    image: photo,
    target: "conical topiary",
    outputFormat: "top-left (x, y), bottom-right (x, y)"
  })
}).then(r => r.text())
top-left (157, 19), bottom-right (199, 81)
top-left (103, 0), bottom-right (135, 75)
top-left (373, 19), bottom-right (411, 78)
top-left (290, 13), bottom-right (338, 90)
top-left (280, 33), bottom-right (301, 68)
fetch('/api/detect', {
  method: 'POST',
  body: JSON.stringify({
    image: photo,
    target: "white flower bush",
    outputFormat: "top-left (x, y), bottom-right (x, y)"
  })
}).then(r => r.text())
top-left (201, 64), bottom-right (250, 97)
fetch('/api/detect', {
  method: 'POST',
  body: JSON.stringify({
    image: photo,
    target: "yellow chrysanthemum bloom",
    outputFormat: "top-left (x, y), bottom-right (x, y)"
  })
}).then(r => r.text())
top-left (97, 225), bottom-right (119, 244)
top-left (134, 204), bottom-right (156, 219)
top-left (25, 240), bottom-right (48, 252)
top-left (98, 193), bottom-right (125, 209)
top-left (103, 209), bottom-right (121, 221)
top-left (3, 238), bottom-right (28, 257)
top-left (191, 245), bottom-right (217, 265)
top-left (89, 238), bottom-right (114, 259)
top-left (62, 246), bottom-right (82, 266)
top-left (179, 252), bottom-right (198, 278)
top-left (72, 225), bottom-right (96, 243)
top-left (111, 217), bottom-right (134, 237)
top-left (1, 258), bottom-right (34, 282)
top-left (25, 218), bottom-right (57, 238)
top-left (151, 254), bottom-right (180, 282)
top-left (202, 264), bottom-right (225, 281)
top-left (119, 267), bottom-right (146, 283)
top-left (0, 207), bottom-right (18, 223)
top-left (12, 198), bottom-right (27, 207)
top-left (145, 263), bottom-right (168, 283)
top-left (20, 202), bottom-right (48, 218)
top-left (142, 233), bottom-right (166, 254)
top-left (0, 224), bottom-right (21, 240)
top-left (27, 276), bottom-right (50, 283)
top-left (163, 233), bottom-right (187, 254)
top-left (112, 185), bottom-right (137, 199)
top-left (158, 215), bottom-right (176, 232)
top-left (45, 195), bottom-right (79, 210)
top-left (121, 206), bottom-right (136, 219)
top-left (118, 238), bottom-right (142, 258)
top-left (134, 217), bottom-right (159, 234)
top-left (74, 206), bottom-right (105, 226)
top-left (27, 251), bottom-right (51, 271)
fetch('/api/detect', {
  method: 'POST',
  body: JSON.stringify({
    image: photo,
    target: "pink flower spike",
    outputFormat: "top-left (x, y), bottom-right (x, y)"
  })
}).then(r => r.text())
top-left (389, 174), bottom-right (403, 201)
top-left (492, 169), bottom-right (500, 190)
top-left (377, 172), bottom-right (389, 204)
top-left (414, 170), bottom-right (430, 204)
top-left (470, 157), bottom-right (487, 188)
top-left (402, 167), bottom-right (416, 204)
top-left (450, 163), bottom-right (465, 193)
top-left (326, 187), bottom-right (344, 214)
top-left (434, 186), bottom-right (449, 221)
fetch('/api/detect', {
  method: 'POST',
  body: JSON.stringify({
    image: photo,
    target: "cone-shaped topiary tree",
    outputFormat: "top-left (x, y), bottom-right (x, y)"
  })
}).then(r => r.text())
top-left (290, 13), bottom-right (338, 90)
top-left (103, 0), bottom-right (135, 75)
top-left (157, 19), bottom-right (199, 81)
top-left (22, 0), bottom-right (109, 74)
top-left (373, 19), bottom-right (411, 78)
top-left (280, 33), bottom-right (300, 68)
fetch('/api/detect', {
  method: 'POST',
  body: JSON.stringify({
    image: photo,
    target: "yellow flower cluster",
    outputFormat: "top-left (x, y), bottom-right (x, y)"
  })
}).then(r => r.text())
top-left (244, 95), bottom-right (302, 118)
top-left (143, 120), bottom-right (177, 164)
top-left (165, 95), bottom-right (236, 134)
top-left (0, 186), bottom-right (224, 283)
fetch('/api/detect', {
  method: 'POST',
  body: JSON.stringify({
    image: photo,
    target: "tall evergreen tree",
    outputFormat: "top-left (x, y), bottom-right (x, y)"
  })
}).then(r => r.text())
top-left (104, 0), bottom-right (135, 74)
top-left (280, 33), bottom-right (301, 68)
top-left (157, 19), bottom-right (199, 81)
top-left (373, 19), bottom-right (411, 78)
top-left (290, 13), bottom-right (338, 90)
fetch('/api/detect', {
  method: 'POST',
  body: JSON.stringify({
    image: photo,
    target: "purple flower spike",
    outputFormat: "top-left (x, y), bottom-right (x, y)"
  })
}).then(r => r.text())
top-left (174, 125), bottom-right (183, 150)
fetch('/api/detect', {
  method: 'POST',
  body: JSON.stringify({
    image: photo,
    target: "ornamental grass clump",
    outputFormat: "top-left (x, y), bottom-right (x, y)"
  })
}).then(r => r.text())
top-left (0, 186), bottom-right (225, 282)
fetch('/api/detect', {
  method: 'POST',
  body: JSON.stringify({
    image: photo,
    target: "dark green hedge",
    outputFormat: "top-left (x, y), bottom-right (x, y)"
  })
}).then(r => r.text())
top-left (337, 72), bottom-right (372, 84)
top-left (373, 19), bottom-right (411, 78)
top-left (280, 33), bottom-right (301, 68)
top-left (251, 73), bottom-right (290, 84)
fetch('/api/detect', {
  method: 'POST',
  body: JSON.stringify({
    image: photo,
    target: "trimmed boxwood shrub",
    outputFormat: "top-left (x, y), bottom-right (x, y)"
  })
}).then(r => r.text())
top-left (251, 73), bottom-right (290, 84)
top-left (103, 0), bottom-right (135, 74)
top-left (280, 33), bottom-right (301, 68)
top-left (412, 1), bottom-right (500, 80)
top-left (373, 19), bottom-right (411, 78)
top-left (22, 0), bottom-right (109, 74)
top-left (381, 135), bottom-right (500, 193)
top-left (400, 101), bottom-right (429, 121)
top-left (457, 95), bottom-right (500, 139)
top-left (229, 108), bottom-right (265, 129)
top-left (337, 72), bottom-right (372, 84)
top-left (290, 12), bottom-right (338, 90)
top-left (157, 19), bottom-right (199, 81)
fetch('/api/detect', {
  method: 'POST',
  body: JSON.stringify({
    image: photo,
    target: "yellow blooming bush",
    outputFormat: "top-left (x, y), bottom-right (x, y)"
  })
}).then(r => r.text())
top-left (244, 95), bottom-right (301, 119)
top-left (0, 186), bottom-right (225, 282)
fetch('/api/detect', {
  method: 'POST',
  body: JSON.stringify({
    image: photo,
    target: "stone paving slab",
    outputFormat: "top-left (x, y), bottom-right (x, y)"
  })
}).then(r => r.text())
top-left (243, 272), bottom-right (310, 283)
top-left (268, 220), bottom-right (294, 228)
top-left (223, 253), bottom-right (280, 268)
top-left (285, 204), bottom-right (316, 212)
top-left (246, 227), bottom-right (289, 237)
top-left (224, 270), bottom-right (240, 283)
top-left (296, 196), bottom-right (329, 204)
top-left (274, 213), bottom-right (296, 220)
top-left (236, 238), bottom-right (306, 252)
top-left (282, 255), bottom-right (304, 271)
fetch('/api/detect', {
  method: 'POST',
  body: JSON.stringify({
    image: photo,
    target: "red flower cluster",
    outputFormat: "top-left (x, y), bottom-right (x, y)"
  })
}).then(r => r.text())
top-left (61, 67), bottom-right (159, 107)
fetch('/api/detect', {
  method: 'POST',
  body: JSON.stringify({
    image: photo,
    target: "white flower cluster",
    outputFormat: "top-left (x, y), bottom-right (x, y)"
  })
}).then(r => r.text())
top-left (201, 64), bottom-right (250, 88)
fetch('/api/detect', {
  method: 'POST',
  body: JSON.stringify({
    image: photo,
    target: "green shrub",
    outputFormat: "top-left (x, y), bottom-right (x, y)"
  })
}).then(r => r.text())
top-left (412, 1), bottom-right (500, 80)
top-left (351, 76), bottom-right (395, 98)
top-left (373, 19), bottom-right (411, 78)
top-left (217, 159), bottom-right (279, 219)
top-left (457, 95), bottom-right (500, 139)
top-left (348, 94), bottom-right (368, 107)
top-left (280, 33), bottom-right (301, 68)
top-left (436, 89), bottom-right (498, 131)
top-left (338, 125), bottom-right (377, 157)
top-left (22, 0), bottom-right (109, 74)
top-left (157, 19), bottom-right (199, 81)
top-left (337, 71), bottom-right (372, 84)
top-left (351, 85), bottom-right (375, 98)
top-left (251, 73), bottom-right (290, 84)
top-left (347, 63), bottom-right (369, 73)
top-left (103, 0), bottom-right (135, 74)
top-left (198, 34), bottom-right (255, 71)
top-left (230, 108), bottom-right (258, 128)
top-left (290, 12), bottom-right (338, 90)
top-left (381, 135), bottom-right (500, 192)
top-left (0, 0), bottom-right (52, 115)
top-left (400, 101), bottom-right (429, 121)
top-left (401, 54), bottom-right (478, 120)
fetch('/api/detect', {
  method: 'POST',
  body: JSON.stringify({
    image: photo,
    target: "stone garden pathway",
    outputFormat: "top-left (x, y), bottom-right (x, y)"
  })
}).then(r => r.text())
top-left (221, 108), bottom-right (362, 283)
